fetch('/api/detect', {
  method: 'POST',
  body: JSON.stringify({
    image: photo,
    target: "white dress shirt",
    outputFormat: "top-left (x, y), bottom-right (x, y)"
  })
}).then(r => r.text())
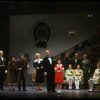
top-left (48, 57), bottom-right (52, 64)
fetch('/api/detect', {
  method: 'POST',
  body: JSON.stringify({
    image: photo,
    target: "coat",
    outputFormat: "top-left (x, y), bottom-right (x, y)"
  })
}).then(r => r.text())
top-left (43, 56), bottom-right (56, 82)
top-left (6, 61), bottom-right (17, 83)
top-left (16, 58), bottom-right (28, 83)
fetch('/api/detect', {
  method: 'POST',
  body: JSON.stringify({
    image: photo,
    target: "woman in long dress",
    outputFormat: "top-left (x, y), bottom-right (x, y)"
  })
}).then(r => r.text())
top-left (6, 56), bottom-right (17, 91)
top-left (33, 53), bottom-right (44, 91)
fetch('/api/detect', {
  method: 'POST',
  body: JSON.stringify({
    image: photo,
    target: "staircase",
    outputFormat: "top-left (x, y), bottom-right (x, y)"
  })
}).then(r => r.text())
top-left (55, 34), bottom-right (100, 64)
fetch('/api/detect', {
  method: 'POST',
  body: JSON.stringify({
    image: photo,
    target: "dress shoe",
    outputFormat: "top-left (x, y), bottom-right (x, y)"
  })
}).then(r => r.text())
top-left (88, 89), bottom-right (93, 92)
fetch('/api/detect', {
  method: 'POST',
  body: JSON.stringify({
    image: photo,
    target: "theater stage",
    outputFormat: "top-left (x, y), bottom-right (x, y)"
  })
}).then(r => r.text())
top-left (0, 86), bottom-right (100, 99)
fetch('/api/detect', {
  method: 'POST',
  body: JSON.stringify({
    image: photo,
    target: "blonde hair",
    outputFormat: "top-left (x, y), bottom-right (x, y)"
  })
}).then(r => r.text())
top-left (35, 53), bottom-right (40, 59)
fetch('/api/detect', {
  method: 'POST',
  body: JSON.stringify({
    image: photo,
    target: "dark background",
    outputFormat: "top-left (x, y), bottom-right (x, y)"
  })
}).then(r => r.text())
top-left (0, 1), bottom-right (100, 59)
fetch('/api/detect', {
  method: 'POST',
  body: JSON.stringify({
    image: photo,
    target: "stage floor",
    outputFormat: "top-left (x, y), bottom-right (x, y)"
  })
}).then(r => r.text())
top-left (0, 86), bottom-right (100, 99)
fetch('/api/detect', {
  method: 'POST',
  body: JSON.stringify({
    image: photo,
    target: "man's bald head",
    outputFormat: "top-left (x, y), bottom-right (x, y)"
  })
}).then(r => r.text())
top-left (45, 50), bottom-right (51, 57)
top-left (0, 50), bottom-right (3, 57)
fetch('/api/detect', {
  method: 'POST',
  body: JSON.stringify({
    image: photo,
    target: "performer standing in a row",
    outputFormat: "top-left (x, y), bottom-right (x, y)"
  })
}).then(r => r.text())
top-left (54, 59), bottom-right (64, 93)
top-left (43, 50), bottom-right (56, 93)
top-left (6, 56), bottom-right (17, 91)
top-left (81, 54), bottom-right (90, 89)
top-left (0, 50), bottom-right (6, 90)
top-left (72, 53), bottom-right (81, 69)
top-left (16, 55), bottom-right (28, 91)
top-left (33, 53), bottom-right (44, 91)
top-left (63, 53), bottom-right (72, 70)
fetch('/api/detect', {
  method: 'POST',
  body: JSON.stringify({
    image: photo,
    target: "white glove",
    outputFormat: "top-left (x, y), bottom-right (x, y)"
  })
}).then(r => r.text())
top-left (27, 64), bottom-right (30, 68)
top-left (44, 72), bottom-right (47, 75)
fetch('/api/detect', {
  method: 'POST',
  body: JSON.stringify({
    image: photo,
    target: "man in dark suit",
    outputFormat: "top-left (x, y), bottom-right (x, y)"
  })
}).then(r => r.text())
top-left (62, 53), bottom-right (72, 89)
top-left (72, 53), bottom-right (81, 69)
top-left (63, 53), bottom-right (72, 70)
top-left (16, 55), bottom-right (28, 91)
top-left (43, 50), bottom-right (56, 93)
top-left (81, 54), bottom-right (90, 89)
top-left (0, 50), bottom-right (6, 90)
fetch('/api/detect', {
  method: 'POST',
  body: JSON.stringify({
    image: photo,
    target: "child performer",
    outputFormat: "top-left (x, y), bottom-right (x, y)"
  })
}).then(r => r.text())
top-left (54, 59), bottom-right (64, 93)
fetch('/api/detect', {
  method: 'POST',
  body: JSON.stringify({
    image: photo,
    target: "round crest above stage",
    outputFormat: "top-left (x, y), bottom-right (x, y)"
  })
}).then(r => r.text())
top-left (32, 22), bottom-right (51, 48)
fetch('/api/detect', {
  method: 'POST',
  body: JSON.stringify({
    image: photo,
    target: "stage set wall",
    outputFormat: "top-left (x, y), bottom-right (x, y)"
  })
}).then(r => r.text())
top-left (9, 12), bottom-right (98, 73)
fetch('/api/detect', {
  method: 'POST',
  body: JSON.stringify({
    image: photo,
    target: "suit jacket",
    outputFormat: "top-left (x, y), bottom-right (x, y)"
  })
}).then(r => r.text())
top-left (16, 58), bottom-right (28, 82)
top-left (63, 58), bottom-right (72, 70)
top-left (0, 57), bottom-right (6, 80)
top-left (72, 58), bottom-right (81, 69)
top-left (43, 56), bottom-right (56, 77)
top-left (0, 57), bottom-right (6, 67)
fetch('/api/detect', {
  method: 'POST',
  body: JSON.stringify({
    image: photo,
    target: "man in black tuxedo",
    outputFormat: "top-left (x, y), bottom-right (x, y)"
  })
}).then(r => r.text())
top-left (43, 50), bottom-right (56, 93)
top-left (0, 50), bottom-right (6, 90)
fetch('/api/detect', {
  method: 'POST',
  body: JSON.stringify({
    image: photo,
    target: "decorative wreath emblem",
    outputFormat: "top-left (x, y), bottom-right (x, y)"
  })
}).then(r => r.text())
top-left (32, 22), bottom-right (51, 48)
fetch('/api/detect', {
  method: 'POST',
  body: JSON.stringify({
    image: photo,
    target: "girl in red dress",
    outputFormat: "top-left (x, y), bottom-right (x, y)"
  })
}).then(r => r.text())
top-left (54, 59), bottom-right (64, 93)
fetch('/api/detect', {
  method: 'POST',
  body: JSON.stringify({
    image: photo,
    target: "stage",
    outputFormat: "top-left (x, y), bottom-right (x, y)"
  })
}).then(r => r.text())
top-left (0, 86), bottom-right (100, 99)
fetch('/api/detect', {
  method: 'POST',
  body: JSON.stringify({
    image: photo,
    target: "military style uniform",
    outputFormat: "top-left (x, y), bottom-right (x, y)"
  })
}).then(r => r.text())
top-left (74, 69), bottom-right (83, 89)
top-left (65, 69), bottom-right (74, 89)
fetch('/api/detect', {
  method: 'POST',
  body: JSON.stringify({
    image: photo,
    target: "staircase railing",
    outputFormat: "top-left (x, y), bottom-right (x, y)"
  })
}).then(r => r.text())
top-left (54, 34), bottom-right (99, 60)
